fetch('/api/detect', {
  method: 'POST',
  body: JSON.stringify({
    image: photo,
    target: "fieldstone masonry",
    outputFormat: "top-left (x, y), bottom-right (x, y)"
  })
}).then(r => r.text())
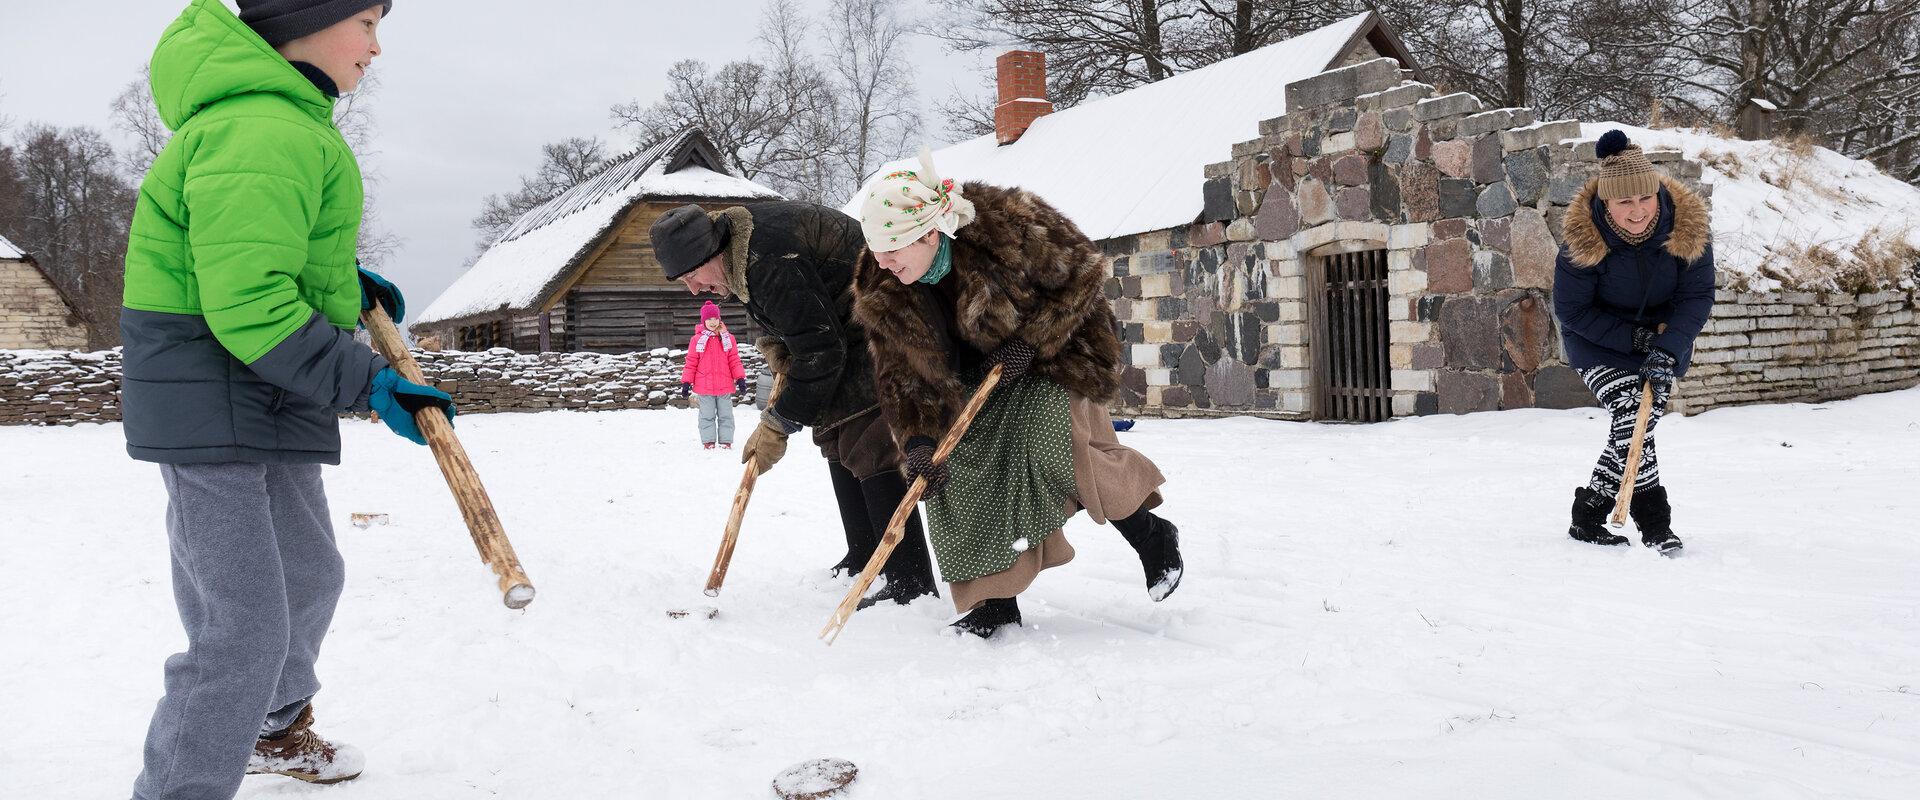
top-left (1109, 56), bottom-right (1825, 420)
top-left (0, 347), bottom-right (765, 426)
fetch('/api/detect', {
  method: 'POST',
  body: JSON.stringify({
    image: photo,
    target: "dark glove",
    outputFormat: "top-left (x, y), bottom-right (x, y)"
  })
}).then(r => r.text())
top-left (1639, 348), bottom-right (1676, 400)
top-left (357, 265), bottom-right (405, 323)
top-left (735, 378), bottom-right (748, 394)
top-left (680, 382), bottom-right (692, 397)
top-left (741, 418), bottom-right (789, 474)
top-left (369, 367), bottom-right (455, 445)
top-left (985, 337), bottom-right (1036, 385)
top-left (903, 435), bottom-right (949, 498)
top-left (1631, 326), bottom-right (1657, 354)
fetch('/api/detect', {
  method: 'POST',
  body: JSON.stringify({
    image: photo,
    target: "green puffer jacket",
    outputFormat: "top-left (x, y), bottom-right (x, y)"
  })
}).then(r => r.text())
top-left (120, 0), bottom-right (387, 464)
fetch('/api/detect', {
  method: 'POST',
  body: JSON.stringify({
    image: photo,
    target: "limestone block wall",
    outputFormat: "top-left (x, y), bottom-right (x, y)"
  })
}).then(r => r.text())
top-left (0, 347), bottom-right (767, 426)
top-left (0, 259), bottom-right (88, 350)
top-left (1677, 288), bottom-right (1920, 412)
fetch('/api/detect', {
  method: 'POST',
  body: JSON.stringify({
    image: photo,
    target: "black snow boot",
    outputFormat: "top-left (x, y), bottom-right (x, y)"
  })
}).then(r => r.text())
top-left (1568, 487), bottom-right (1629, 546)
top-left (1630, 485), bottom-right (1684, 557)
top-left (827, 462), bottom-right (877, 578)
top-left (1113, 508), bottom-right (1184, 602)
top-left (950, 597), bottom-right (1021, 638)
top-left (855, 470), bottom-right (939, 609)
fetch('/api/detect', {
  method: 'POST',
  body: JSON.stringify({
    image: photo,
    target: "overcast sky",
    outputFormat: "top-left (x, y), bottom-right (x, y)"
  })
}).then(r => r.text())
top-left (0, 0), bottom-right (984, 316)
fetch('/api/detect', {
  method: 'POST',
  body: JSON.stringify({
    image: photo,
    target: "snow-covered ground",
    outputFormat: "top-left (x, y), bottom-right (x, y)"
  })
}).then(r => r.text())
top-left (4, 390), bottom-right (1918, 798)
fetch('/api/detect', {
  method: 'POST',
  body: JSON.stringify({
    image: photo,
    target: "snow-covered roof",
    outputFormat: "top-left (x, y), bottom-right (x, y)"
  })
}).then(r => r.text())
top-left (0, 234), bottom-right (24, 260)
top-left (842, 12), bottom-right (1399, 241)
top-left (417, 129), bottom-right (783, 327)
top-left (1581, 123), bottom-right (1920, 292)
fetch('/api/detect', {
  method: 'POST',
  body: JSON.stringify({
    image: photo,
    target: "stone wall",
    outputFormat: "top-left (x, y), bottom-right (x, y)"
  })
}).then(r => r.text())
top-left (0, 347), bottom-right (766, 426)
top-left (1110, 57), bottom-right (1712, 419)
top-left (1677, 288), bottom-right (1920, 411)
top-left (1, 258), bottom-right (89, 350)
top-left (0, 350), bottom-right (121, 425)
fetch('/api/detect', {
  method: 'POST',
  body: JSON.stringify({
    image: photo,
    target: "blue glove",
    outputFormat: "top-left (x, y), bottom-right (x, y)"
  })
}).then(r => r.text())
top-left (358, 265), bottom-right (405, 323)
top-left (735, 378), bottom-right (748, 394)
top-left (680, 382), bottom-right (693, 397)
top-left (369, 367), bottom-right (455, 445)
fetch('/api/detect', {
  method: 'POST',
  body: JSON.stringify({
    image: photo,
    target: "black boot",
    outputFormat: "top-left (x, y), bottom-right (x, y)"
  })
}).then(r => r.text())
top-left (827, 462), bottom-right (877, 578)
top-left (855, 470), bottom-right (939, 609)
top-left (1630, 485), bottom-right (1684, 557)
top-left (1568, 487), bottom-right (1629, 546)
top-left (950, 597), bottom-right (1021, 638)
top-left (1113, 508), bottom-right (1183, 602)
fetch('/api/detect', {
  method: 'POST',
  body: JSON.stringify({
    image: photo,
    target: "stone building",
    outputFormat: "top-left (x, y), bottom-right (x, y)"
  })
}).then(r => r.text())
top-left (415, 128), bottom-right (781, 353)
top-left (0, 234), bottom-right (88, 351)
top-left (850, 12), bottom-right (1917, 420)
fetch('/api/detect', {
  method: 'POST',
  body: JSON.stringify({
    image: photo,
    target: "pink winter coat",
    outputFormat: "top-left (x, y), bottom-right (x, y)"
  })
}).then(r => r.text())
top-left (683, 325), bottom-right (746, 396)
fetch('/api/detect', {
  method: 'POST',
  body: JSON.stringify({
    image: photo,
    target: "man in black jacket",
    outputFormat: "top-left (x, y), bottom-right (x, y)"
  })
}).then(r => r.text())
top-left (651, 201), bottom-right (937, 607)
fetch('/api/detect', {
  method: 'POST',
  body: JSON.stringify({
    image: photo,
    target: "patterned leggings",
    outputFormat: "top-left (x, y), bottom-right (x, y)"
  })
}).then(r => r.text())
top-left (1581, 366), bottom-right (1668, 496)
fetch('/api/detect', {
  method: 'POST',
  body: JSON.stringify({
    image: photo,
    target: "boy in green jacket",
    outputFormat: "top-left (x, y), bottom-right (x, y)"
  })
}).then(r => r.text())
top-left (121, 1), bottom-right (453, 797)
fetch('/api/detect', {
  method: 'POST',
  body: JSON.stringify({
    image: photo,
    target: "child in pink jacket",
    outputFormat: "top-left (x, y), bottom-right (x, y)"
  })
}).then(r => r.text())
top-left (681, 301), bottom-right (748, 449)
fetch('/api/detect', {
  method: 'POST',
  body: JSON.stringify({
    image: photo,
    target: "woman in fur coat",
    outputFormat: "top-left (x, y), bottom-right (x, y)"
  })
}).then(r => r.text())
top-left (852, 152), bottom-right (1184, 637)
top-left (1552, 129), bottom-right (1715, 556)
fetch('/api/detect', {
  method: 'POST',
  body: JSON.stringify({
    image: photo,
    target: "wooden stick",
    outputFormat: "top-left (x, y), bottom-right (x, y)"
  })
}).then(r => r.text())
top-left (704, 457), bottom-right (760, 596)
top-left (820, 365), bottom-right (1005, 644)
top-left (361, 305), bottom-right (536, 609)
top-left (1610, 382), bottom-right (1656, 528)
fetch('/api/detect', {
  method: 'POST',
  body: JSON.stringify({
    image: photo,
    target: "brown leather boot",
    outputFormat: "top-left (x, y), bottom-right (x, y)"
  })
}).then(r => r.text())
top-left (247, 705), bottom-right (364, 785)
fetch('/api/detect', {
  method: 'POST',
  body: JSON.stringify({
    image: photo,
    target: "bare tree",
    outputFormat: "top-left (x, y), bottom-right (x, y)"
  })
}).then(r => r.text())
top-left (932, 84), bottom-right (997, 140)
top-left (110, 66), bottom-right (169, 176)
top-left (611, 58), bottom-right (836, 200)
top-left (932, 0), bottom-right (1193, 109)
top-left (469, 136), bottom-right (611, 253)
top-left (1179, 1), bottom-right (1349, 63)
top-left (328, 70), bottom-right (405, 269)
top-left (824, 0), bottom-right (922, 196)
top-left (1, 124), bottom-right (137, 347)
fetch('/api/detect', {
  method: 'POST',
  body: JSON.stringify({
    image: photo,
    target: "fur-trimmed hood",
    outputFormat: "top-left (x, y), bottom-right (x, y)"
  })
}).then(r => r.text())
top-left (710, 205), bottom-right (757, 302)
top-left (852, 182), bottom-right (1121, 441)
top-left (1561, 174), bottom-right (1709, 268)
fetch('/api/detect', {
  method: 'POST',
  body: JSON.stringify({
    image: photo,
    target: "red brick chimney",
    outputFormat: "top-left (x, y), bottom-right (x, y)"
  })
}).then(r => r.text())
top-left (994, 50), bottom-right (1053, 146)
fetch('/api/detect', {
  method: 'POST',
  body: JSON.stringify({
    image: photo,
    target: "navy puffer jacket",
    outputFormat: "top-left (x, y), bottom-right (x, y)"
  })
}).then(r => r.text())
top-left (1552, 175), bottom-right (1715, 376)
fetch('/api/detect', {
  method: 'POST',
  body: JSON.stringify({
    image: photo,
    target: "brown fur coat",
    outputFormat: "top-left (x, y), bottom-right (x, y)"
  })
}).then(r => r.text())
top-left (852, 182), bottom-right (1121, 442)
top-left (1560, 174), bottom-right (1709, 268)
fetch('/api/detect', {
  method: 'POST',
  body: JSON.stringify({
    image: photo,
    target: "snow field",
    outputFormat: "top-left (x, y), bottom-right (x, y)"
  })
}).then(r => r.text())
top-left (2, 389), bottom-right (1917, 798)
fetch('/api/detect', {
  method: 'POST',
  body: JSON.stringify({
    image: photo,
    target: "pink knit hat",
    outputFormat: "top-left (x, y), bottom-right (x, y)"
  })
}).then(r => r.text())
top-left (700, 301), bottom-right (722, 324)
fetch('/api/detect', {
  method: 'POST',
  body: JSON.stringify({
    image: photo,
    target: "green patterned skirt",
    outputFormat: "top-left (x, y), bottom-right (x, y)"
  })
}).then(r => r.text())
top-left (925, 377), bottom-right (1077, 583)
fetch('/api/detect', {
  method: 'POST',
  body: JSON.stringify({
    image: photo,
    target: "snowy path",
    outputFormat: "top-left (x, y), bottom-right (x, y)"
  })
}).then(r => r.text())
top-left (3, 390), bottom-right (1917, 798)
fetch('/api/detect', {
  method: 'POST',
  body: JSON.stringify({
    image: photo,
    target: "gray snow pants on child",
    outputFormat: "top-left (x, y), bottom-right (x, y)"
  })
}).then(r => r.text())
top-left (697, 393), bottom-right (736, 445)
top-left (132, 462), bottom-right (346, 800)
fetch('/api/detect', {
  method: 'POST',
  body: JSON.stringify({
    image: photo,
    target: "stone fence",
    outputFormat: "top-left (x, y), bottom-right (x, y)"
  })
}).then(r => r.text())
top-left (0, 347), bottom-right (766, 426)
top-left (1676, 287), bottom-right (1920, 412)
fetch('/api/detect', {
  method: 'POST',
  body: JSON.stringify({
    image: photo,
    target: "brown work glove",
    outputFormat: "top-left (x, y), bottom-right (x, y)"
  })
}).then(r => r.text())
top-left (741, 418), bottom-right (790, 475)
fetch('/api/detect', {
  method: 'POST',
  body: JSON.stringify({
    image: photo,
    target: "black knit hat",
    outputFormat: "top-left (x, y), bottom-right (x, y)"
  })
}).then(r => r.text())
top-left (651, 205), bottom-right (731, 279)
top-left (239, 0), bottom-right (392, 47)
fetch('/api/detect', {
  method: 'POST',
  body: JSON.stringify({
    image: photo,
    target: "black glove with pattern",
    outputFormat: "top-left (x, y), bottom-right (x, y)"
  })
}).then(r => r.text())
top-left (903, 435), bottom-right (950, 498)
top-left (1631, 326), bottom-right (1658, 354)
top-left (985, 338), bottom-right (1036, 385)
top-left (1639, 348), bottom-right (1676, 401)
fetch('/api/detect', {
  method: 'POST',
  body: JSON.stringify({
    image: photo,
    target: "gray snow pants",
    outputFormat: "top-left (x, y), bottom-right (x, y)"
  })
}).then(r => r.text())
top-left (697, 393), bottom-right (736, 445)
top-left (132, 462), bottom-right (346, 800)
